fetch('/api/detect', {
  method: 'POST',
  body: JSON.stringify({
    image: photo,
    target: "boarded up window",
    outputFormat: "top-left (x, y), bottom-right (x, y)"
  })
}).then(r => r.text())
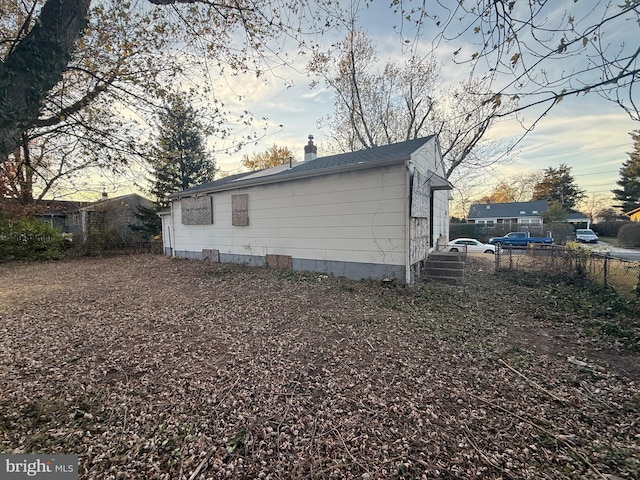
top-left (202, 249), bottom-right (219, 262)
top-left (410, 170), bottom-right (430, 218)
top-left (181, 196), bottom-right (213, 225)
top-left (232, 194), bottom-right (249, 226)
top-left (266, 254), bottom-right (292, 270)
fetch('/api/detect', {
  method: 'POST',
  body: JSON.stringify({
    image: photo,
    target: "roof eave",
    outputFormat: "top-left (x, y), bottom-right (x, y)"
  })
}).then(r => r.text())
top-left (170, 156), bottom-right (409, 199)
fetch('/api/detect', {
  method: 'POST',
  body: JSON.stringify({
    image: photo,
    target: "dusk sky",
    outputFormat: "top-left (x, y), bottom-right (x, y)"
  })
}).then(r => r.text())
top-left (98, 0), bottom-right (638, 215)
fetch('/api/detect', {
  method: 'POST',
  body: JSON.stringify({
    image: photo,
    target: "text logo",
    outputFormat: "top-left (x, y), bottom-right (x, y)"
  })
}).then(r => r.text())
top-left (1, 455), bottom-right (78, 479)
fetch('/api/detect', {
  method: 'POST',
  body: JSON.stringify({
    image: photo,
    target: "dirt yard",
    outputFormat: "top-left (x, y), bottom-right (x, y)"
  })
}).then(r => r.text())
top-left (0, 255), bottom-right (638, 479)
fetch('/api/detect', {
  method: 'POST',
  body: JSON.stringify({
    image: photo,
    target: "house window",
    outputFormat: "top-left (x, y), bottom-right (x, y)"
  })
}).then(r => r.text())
top-left (477, 220), bottom-right (495, 225)
top-left (232, 194), bottom-right (249, 226)
top-left (66, 213), bottom-right (81, 226)
top-left (181, 196), bottom-right (213, 225)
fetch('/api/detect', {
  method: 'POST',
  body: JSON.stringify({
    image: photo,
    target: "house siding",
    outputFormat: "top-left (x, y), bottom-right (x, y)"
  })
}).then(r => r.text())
top-left (169, 164), bottom-right (407, 280)
top-left (406, 141), bottom-right (450, 281)
top-left (626, 207), bottom-right (640, 221)
top-left (64, 194), bottom-right (153, 245)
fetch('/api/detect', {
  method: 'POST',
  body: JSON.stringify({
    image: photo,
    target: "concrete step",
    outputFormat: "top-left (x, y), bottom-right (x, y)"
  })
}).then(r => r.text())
top-left (425, 267), bottom-right (465, 279)
top-left (425, 260), bottom-right (465, 270)
top-left (427, 251), bottom-right (466, 262)
top-left (424, 251), bottom-right (466, 281)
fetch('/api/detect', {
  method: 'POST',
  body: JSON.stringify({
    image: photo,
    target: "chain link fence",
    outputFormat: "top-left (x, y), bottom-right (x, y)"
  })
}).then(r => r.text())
top-left (495, 245), bottom-right (640, 300)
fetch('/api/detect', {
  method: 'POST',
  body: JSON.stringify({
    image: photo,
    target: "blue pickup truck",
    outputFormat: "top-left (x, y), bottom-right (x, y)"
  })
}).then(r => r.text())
top-left (488, 232), bottom-right (554, 247)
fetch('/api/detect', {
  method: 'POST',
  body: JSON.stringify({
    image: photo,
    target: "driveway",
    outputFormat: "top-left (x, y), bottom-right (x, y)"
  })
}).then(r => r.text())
top-left (586, 241), bottom-right (640, 262)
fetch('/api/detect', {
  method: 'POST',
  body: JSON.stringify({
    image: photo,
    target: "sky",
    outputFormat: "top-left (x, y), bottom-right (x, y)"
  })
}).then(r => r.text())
top-left (97, 0), bottom-right (638, 217)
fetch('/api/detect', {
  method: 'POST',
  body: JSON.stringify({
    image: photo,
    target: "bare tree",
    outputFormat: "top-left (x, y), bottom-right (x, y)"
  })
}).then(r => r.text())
top-left (1, 0), bottom-right (331, 202)
top-left (473, 171), bottom-right (545, 204)
top-left (2, 0), bottom-right (637, 171)
top-left (420, 1), bottom-right (640, 124)
top-left (1, 1), bottom-right (176, 202)
top-left (242, 144), bottom-right (296, 171)
top-left (0, 0), bottom-right (338, 160)
top-left (579, 193), bottom-right (617, 222)
top-left (308, 27), bottom-right (511, 181)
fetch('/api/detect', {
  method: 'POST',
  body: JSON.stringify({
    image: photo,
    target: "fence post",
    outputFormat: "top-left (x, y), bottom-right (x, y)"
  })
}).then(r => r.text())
top-left (603, 254), bottom-right (609, 288)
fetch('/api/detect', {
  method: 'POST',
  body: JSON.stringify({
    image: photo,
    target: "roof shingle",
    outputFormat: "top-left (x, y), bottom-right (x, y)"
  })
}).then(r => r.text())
top-left (171, 136), bottom-right (435, 198)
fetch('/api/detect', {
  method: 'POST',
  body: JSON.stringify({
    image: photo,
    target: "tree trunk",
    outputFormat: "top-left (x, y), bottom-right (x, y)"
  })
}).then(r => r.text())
top-left (0, 0), bottom-right (91, 159)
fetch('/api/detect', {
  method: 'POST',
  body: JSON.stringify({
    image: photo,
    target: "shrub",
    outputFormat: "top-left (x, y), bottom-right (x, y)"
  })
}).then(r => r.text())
top-left (548, 223), bottom-right (575, 245)
top-left (617, 223), bottom-right (640, 247)
top-left (0, 216), bottom-right (70, 262)
top-left (593, 221), bottom-right (630, 237)
top-left (449, 223), bottom-right (485, 240)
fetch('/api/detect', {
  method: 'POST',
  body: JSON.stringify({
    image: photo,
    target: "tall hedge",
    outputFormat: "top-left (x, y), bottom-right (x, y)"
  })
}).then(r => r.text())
top-left (593, 221), bottom-right (630, 237)
top-left (617, 223), bottom-right (640, 248)
top-left (0, 216), bottom-right (70, 261)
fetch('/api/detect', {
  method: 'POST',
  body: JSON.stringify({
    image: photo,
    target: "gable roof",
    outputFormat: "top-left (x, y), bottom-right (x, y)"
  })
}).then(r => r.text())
top-left (624, 206), bottom-right (640, 216)
top-left (171, 136), bottom-right (436, 199)
top-left (468, 200), bottom-right (591, 221)
top-left (566, 211), bottom-right (589, 221)
top-left (468, 200), bottom-right (549, 219)
top-left (78, 193), bottom-right (152, 211)
top-left (2, 198), bottom-right (92, 215)
top-left (35, 199), bottom-right (93, 213)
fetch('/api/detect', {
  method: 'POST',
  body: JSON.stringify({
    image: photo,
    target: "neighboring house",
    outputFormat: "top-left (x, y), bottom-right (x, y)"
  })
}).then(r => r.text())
top-left (1, 199), bottom-right (91, 225)
top-left (66, 193), bottom-right (154, 245)
top-left (566, 211), bottom-right (591, 228)
top-left (160, 136), bottom-right (452, 283)
top-left (467, 200), bottom-right (591, 228)
top-left (33, 200), bottom-right (92, 229)
top-left (467, 200), bottom-right (548, 226)
top-left (625, 206), bottom-right (640, 221)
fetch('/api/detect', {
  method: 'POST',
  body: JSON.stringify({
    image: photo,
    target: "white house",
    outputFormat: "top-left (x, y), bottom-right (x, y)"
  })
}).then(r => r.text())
top-left (159, 136), bottom-right (451, 284)
top-left (467, 200), bottom-right (591, 228)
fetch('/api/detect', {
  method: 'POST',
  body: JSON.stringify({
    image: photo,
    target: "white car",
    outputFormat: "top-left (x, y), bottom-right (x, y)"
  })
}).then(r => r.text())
top-left (446, 238), bottom-right (495, 254)
top-left (575, 228), bottom-right (598, 243)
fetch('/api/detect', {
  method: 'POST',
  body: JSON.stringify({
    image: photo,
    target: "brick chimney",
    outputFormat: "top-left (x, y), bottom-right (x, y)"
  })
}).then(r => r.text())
top-left (304, 135), bottom-right (317, 162)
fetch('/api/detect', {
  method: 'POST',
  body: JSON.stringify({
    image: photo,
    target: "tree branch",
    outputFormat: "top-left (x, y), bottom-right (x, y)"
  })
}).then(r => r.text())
top-left (0, 0), bottom-right (91, 158)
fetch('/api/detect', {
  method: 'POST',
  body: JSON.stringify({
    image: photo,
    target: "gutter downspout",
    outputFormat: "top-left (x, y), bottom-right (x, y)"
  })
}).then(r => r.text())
top-left (170, 200), bottom-right (176, 257)
top-left (404, 160), bottom-right (412, 284)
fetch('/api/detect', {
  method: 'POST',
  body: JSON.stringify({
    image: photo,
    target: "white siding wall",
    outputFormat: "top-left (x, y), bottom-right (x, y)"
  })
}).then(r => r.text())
top-left (431, 189), bottom-right (450, 241)
top-left (159, 213), bottom-right (172, 255)
top-left (171, 164), bottom-right (407, 266)
top-left (407, 138), bottom-right (450, 256)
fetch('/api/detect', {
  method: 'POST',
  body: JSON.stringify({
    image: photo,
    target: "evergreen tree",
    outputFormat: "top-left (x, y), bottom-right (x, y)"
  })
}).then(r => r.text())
top-left (540, 201), bottom-right (568, 223)
top-left (149, 95), bottom-right (217, 207)
top-left (532, 164), bottom-right (585, 210)
top-left (130, 204), bottom-right (162, 240)
top-left (612, 130), bottom-right (640, 213)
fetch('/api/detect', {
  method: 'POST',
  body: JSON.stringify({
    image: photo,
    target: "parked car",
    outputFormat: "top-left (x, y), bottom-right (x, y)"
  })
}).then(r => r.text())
top-left (575, 228), bottom-right (598, 243)
top-left (488, 232), bottom-right (553, 247)
top-left (447, 238), bottom-right (495, 254)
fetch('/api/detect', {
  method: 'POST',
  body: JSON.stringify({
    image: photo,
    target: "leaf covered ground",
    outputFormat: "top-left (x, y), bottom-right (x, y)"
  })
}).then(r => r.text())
top-left (0, 255), bottom-right (638, 479)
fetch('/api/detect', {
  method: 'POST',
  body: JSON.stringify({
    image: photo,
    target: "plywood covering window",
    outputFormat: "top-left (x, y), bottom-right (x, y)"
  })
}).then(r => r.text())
top-left (181, 196), bottom-right (213, 225)
top-left (232, 194), bottom-right (249, 226)
top-left (410, 171), bottom-right (430, 218)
